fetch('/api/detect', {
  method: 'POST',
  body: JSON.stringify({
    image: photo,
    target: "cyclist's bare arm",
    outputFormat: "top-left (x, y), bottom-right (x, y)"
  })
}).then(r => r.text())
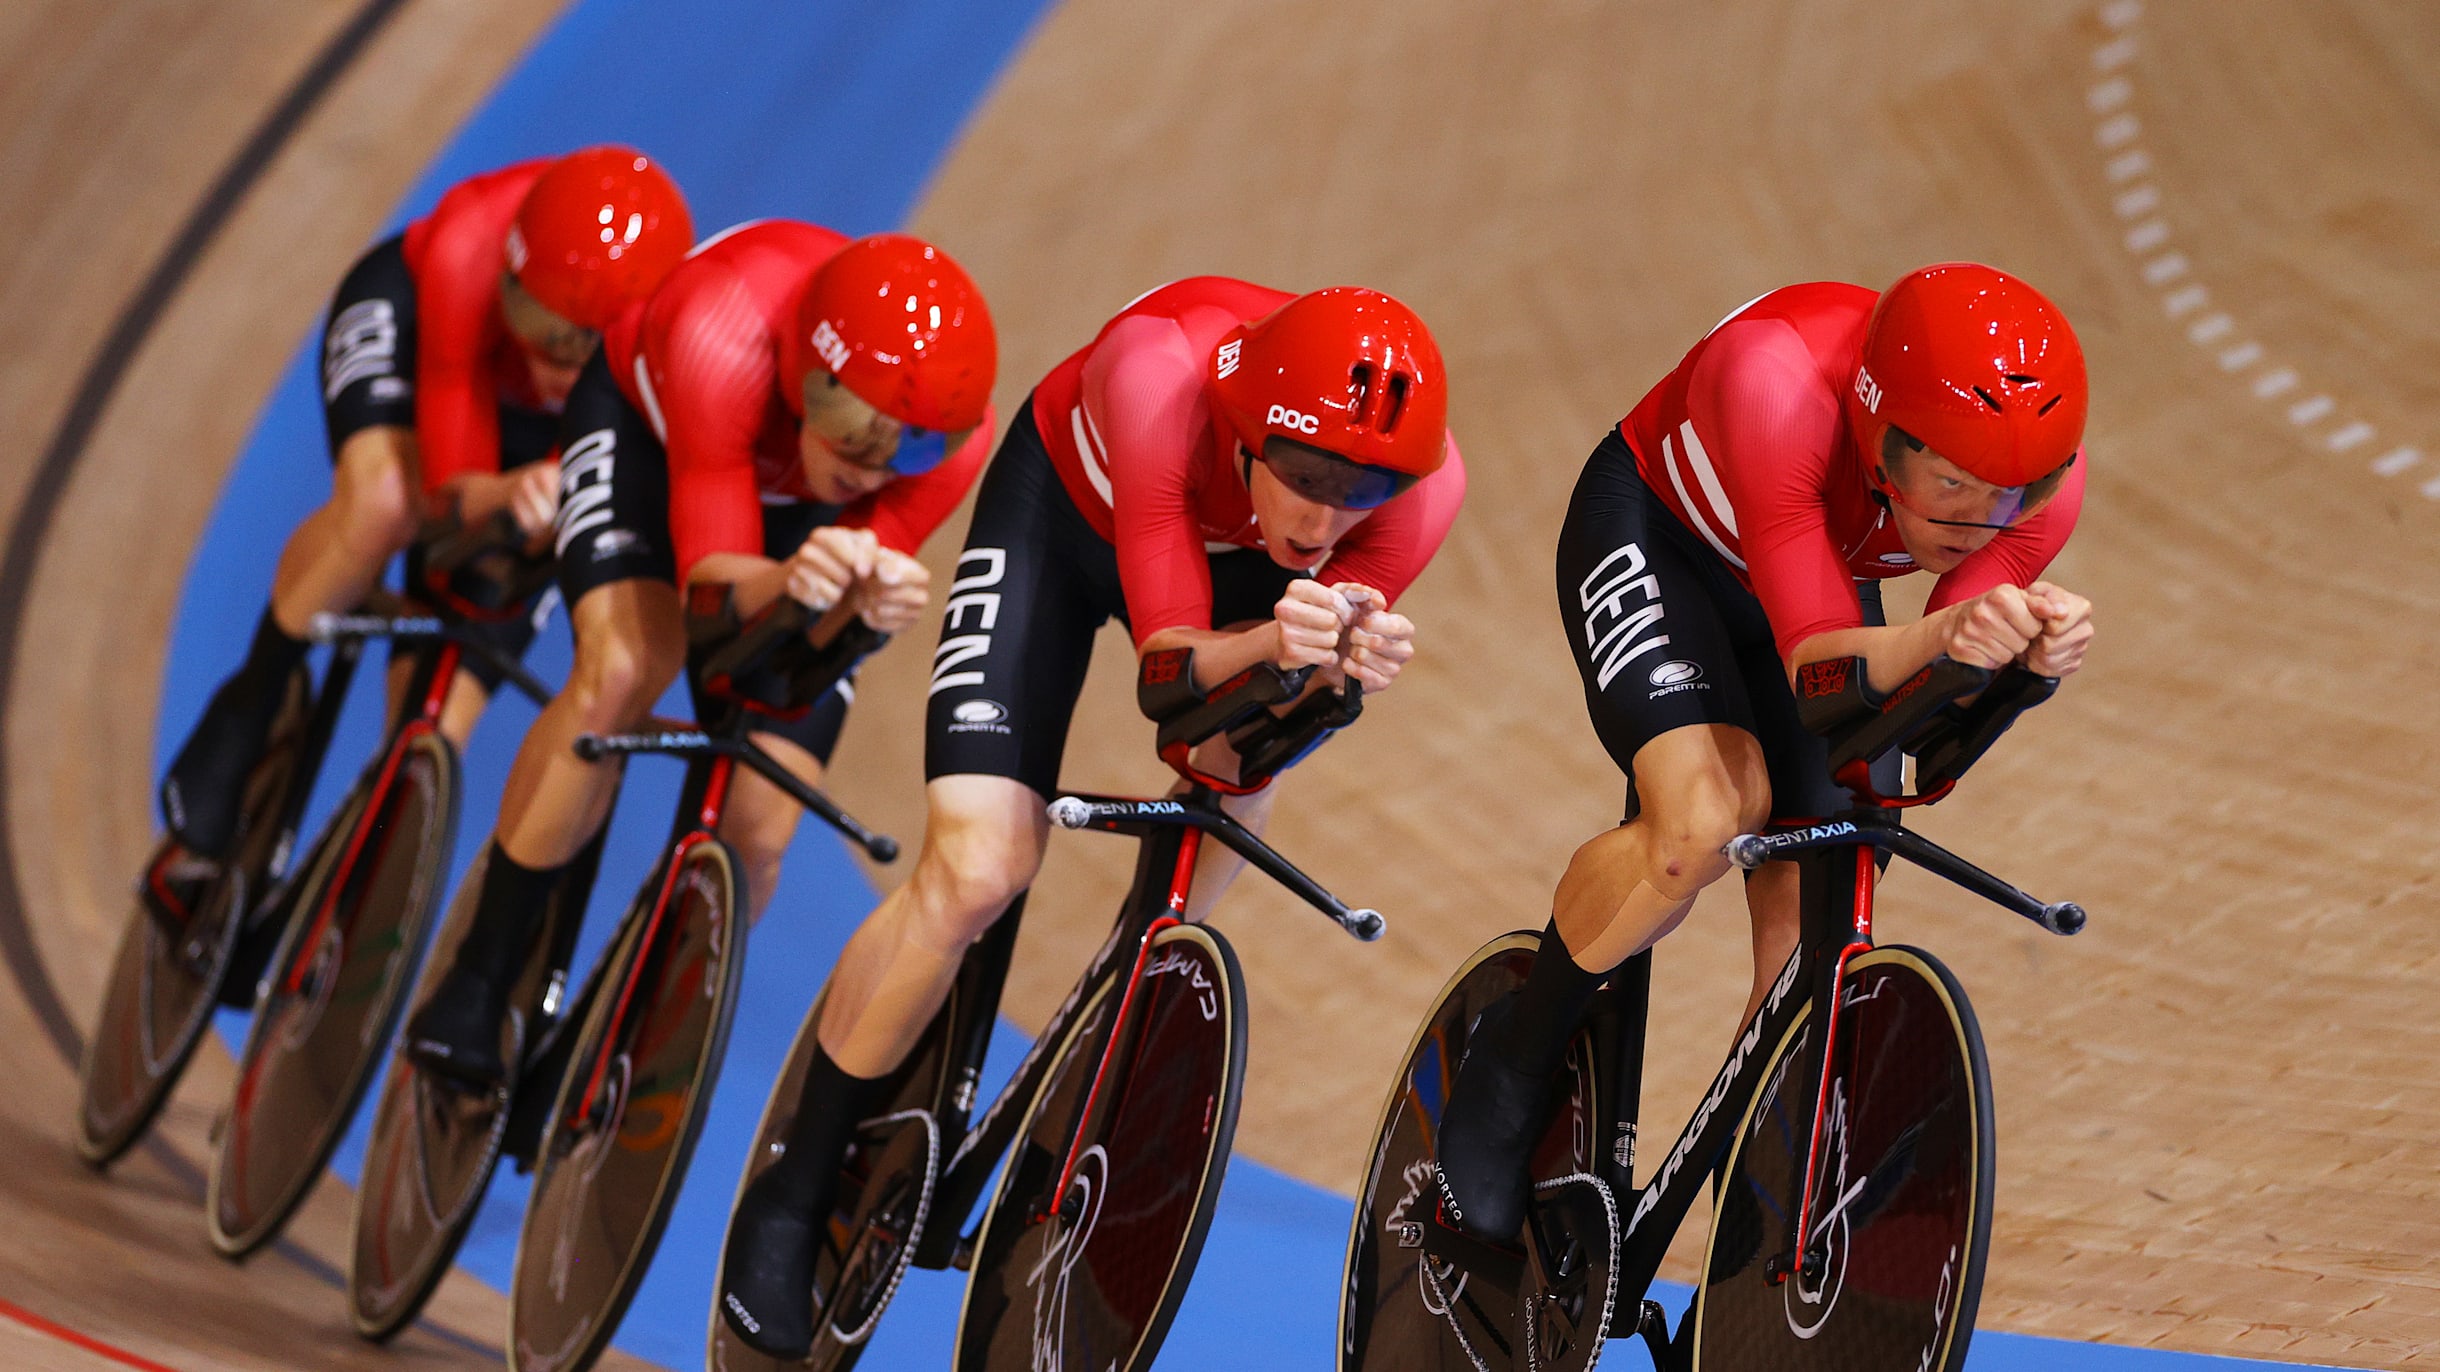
top-left (689, 527), bottom-right (930, 640)
top-left (1141, 578), bottom-right (1386, 692)
top-left (1788, 581), bottom-right (2089, 693)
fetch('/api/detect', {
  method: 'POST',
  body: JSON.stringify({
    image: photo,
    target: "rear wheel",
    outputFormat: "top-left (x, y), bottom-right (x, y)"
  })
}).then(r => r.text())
top-left (76, 667), bottom-right (310, 1167)
top-left (510, 839), bottom-right (746, 1372)
top-left (208, 728), bottom-right (460, 1258)
top-left (707, 975), bottom-right (966, 1372)
top-left (954, 922), bottom-right (1246, 1372)
top-left (1691, 945), bottom-right (1992, 1372)
top-left (1339, 931), bottom-right (1606, 1372)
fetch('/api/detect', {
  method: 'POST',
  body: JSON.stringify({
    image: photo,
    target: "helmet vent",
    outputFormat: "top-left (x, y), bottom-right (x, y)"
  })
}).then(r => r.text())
top-left (1971, 385), bottom-right (2004, 413)
top-left (1348, 362), bottom-right (1376, 429)
top-left (1382, 371), bottom-right (1411, 433)
top-left (2037, 394), bottom-right (2064, 416)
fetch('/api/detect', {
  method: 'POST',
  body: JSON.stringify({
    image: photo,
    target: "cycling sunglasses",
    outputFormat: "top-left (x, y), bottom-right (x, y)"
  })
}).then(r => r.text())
top-left (1255, 436), bottom-right (1420, 511)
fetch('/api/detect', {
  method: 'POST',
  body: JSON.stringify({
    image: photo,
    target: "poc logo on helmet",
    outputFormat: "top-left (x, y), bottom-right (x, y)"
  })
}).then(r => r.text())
top-left (1265, 404), bottom-right (1322, 435)
top-left (1853, 365), bottom-right (1883, 415)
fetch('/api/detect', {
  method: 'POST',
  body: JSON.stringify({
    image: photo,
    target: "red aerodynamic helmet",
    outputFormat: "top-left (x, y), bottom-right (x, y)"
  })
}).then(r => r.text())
top-left (782, 232), bottom-right (997, 433)
top-left (504, 146), bottom-right (693, 331)
top-left (1847, 262), bottom-right (2087, 489)
top-left (1209, 287), bottom-right (1449, 495)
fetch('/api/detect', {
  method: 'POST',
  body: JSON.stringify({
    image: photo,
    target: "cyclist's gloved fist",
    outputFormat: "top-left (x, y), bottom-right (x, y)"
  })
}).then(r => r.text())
top-left (1334, 583), bottom-right (1414, 693)
top-left (854, 547), bottom-right (933, 635)
top-left (785, 526), bottom-right (880, 612)
top-left (2016, 580), bottom-right (2094, 678)
top-left (1273, 577), bottom-right (1354, 672)
top-left (1941, 583), bottom-right (2047, 670)
top-left (508, 457), bottom-right (562, 544)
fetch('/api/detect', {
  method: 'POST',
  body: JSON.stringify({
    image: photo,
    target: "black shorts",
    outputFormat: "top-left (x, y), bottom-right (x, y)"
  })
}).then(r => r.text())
top-left (550, 353), bottom-right (851, 763)
top-left (320, 235), bottom-right (555, 471)
top-left (1556, 430), bottom-right (1893, 823)
top-left (924, 396), bottom-right (1304, 799)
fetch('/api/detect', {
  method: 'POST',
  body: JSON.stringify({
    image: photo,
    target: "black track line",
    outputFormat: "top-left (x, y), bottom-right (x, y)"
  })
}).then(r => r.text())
top-left (0, 0), bottom-right (411, 1067)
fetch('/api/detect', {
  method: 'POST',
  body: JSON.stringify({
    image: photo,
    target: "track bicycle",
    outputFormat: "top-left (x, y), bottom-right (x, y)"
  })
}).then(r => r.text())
top-left (1341, 657), bottom-right (2086, 1372)
top-left (708, 656), bottom-right (1383, 1372)
top-left (204, 517), bottom-right (556, 1256)
top-left (74, 517), bottom-right (544, 1172)
top-left (347, 600), bottom-right (896, 1372)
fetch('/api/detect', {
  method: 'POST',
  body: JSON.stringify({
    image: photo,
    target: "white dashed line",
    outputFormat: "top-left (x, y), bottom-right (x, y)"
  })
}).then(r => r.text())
top-left (2089, 3), bottom-right (2431, 494)
top-left (2286, 395), bottom-right (2334, 426)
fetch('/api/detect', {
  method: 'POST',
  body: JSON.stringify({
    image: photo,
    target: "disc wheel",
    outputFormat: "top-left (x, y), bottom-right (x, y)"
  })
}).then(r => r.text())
top-left (76, 667), bottom-right (310, 1167)
top-left (954, 922), bottom-right (1246, 1372)
top-left (349, 845), bottom-right (542, 1341)
top-left (1691, 946), bottom-right (1993, 1372)
top-left (708, 976), bottom-right (966, 1372)
top-left (510, 839), bottom-right (746, 1372)
top-left (1339, 931), bottom-right (1605, 1372)
top-left (208, 729), bottom-right (460, 1258)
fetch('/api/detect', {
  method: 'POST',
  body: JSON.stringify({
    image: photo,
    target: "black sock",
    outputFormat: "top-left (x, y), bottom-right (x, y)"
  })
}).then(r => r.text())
top-left (762, 1045), bottom-right (887, 1212)
top-left (448, 842), bottom-right (565, 986)
top-left (241, 606), bottom-right (311, 686)
top-left (1487, 920), bottom-right (1606, 1078)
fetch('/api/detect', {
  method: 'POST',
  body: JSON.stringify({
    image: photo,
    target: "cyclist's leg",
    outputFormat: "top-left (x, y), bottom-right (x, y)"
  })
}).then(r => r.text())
top-left (720, 400), bottom-right (1111, 1359)
top-left (405, 360), bottom-right (677, 1085)
top-left (713, 684), bottom-right (848, 923)
top-left (161, 239), bottom-right (422, 857)
top-left (1729, 579), bottom-right (1896, 1027)
top-left (1437, 431), bottom-right (1769, 1241)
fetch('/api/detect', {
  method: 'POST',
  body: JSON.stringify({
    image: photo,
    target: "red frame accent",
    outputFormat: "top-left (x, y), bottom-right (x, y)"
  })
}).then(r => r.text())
top-left (274, 637), bottom-right (460, 997)
top-left (1157, 740), bottom-right (1272, 797)
top-left (571, 752), bottom-right (734, 1130)
top-left (1041, 828), bottom-right (1204, 1216)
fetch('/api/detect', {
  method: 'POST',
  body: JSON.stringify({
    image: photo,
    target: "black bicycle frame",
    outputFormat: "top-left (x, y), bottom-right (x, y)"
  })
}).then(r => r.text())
top-left (902, 780), bottom-right (1379, 1271)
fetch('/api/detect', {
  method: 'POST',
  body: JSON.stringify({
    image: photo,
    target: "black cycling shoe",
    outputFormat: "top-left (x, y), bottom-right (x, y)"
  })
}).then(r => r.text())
top-left (402, 966), bottom-right (511, 1089)
top-left (718, 1164), bottom-right (830, 1359)
top-left (160, 665), bottom-right (297, 860)
top-left (1433, 999), bottom-right (1558, 1244)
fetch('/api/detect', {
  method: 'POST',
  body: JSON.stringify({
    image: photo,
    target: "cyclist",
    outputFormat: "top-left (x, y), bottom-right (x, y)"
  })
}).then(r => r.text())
top-left (716, 278), bottom-right (1468, 1358)
top-left (401, 225), bottom-right (998, 1088)
top-left (1430, 262), bottom-right (2098, 1243)
top-left (155, 147), bottom-right (692, 872)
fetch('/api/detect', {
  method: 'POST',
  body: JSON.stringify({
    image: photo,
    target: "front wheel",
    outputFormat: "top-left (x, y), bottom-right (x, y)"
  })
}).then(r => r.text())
top-left (954, 922), bottom-right (1247, 1372)
top-left (510, 837), bottom-right (746, 1372)
top-left (1691, 945), bottom-right (1993, 1372)
top-left (76, 666), bottom-right (312, 1167)
top-left (208, 727), bottom-right (460, 1258)
top-left (1338, 931), bottom-right (1607, 1372)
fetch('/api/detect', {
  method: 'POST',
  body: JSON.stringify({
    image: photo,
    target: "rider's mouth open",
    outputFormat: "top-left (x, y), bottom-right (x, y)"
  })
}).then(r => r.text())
top-left (1286, 538), bottom-right (1328, 561)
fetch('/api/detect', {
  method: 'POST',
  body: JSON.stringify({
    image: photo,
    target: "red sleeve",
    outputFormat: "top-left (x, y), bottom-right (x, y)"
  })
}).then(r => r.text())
top-left (648, 270), bottom-right (776, 583)
top-left (1088, 316), bottom-right (1221, 646)
top-left (1315, 433), bottom-right (1467, 604)
top-left (1691, 318), bottom-right (1861, 663)
top-left (838, 404), bottom-right (997, 554)
top-left (1925, 453), bottom-right (2084, 610)
top-left (413, 252), bottom-right (503, 496)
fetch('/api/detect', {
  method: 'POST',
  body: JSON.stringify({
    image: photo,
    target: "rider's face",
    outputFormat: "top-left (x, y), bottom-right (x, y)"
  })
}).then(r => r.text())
top-left (498, 272), bottom-right (598, 407)
top-left (1887, 489), bottom-right (2003, 574)
top-left (1246, 454), bottom-right (1371, 570)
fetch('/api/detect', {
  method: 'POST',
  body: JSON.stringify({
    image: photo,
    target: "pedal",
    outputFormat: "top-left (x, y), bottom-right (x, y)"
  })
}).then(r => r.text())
top-left (949, 1233), bottom-right (976, 1272)
top-left (1394, 1220), bottom-right (1424, 1250)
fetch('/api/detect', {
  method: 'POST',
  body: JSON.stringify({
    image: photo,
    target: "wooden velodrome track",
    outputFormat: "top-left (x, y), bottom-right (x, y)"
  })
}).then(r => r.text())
top-left (2, 0), bottom-right (2433, 1367)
